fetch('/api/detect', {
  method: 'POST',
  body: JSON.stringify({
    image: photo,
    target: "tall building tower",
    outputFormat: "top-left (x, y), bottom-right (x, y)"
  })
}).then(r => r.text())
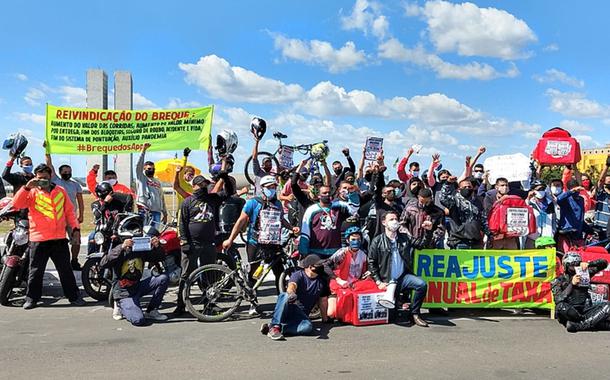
top-left (114, 71), bottom-right (134, 189)
top-left (85, 69), bottom-right (108, 184)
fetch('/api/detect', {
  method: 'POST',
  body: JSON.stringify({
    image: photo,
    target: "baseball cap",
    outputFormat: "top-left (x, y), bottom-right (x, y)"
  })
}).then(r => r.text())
top-left (300, 254), bottom-right (323, 268)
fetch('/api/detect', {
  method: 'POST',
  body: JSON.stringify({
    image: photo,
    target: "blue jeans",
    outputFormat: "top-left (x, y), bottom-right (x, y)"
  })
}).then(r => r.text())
top-left (119, 274), bottom-right (169, 326)
top-left (270, 293), bottom-right (313, 336)
top-left (399, 274), bottom-right (427, 315)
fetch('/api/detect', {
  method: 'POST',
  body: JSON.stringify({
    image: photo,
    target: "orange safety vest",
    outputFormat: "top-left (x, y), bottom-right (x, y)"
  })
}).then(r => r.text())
top-left (13, 184), bottom-right (80, 242)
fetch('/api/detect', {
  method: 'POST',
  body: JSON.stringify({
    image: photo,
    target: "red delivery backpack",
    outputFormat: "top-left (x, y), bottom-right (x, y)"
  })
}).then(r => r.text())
top-left (532, 127), bottom-right (581, 165)
top-left (488, 195), bottom-right (536, 238)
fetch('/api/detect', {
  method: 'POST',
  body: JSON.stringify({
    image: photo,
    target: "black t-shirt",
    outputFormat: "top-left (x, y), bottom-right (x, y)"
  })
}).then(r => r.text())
top-left (289, 269), bottom-right (330, 315)
top-left (180, 193), bottom-right (225, 244)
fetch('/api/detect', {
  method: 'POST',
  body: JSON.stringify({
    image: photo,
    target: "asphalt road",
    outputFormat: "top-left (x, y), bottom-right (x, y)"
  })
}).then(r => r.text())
top-left (2, 248), bottom-right (610, 379)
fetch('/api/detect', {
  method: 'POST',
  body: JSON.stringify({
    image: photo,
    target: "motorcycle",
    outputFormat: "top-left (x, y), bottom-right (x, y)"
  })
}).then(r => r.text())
top-left (0, 197), bottom-right (30, 306)
top-left (146, 222), bottom-right (182, 287)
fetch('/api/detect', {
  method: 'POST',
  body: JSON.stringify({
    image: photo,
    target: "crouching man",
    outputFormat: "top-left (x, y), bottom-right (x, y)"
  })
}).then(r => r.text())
top-left (101, 236), bottom-right (169, 326)
top-left (260, 255), bottom-right (331, 340)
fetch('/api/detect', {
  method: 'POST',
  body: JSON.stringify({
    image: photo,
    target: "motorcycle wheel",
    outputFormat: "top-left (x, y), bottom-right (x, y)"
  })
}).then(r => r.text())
top-left (243, 152), bottom-right (280, 186)
top-left (81, 257), bottom-right (112, 301)
top-left (184, 264), bottom-right (242, 322)
top-left (0, 265), bottom-right (17, 306)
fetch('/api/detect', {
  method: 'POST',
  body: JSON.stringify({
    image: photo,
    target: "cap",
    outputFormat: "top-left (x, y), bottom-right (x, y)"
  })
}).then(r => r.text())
top-left (192, 175), bottom-right (208, 187)
top-left (260, 175), bottom-right (277, 187)
top-left (310, 175), bottom-right (323, 186)
top-left (300, 254), bottom-right (323, 268)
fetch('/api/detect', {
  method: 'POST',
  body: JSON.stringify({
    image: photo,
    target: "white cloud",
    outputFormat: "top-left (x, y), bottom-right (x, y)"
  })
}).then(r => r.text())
top-left (179, 55), bottom-right (304, 103)
top-left (133, 92), bottom-right (157, 109)
top-left (272, 35), bottom-right (367, 73)
top-left (15, 73), bottom-right (28, 81)
top-left (546, 89), bottom-right (609, 118)
top-left (378, 38), bottom-right (519, 80)
top-left (25, 88), bottom-right (45, 106)
top-left (410, 0), bottom-right (537, 60)
top-left (15, 112), bottom-right (45, 125)
top-left (533, 69), bottom-right (584, 88)
top-left (557, 120), bottom-right (593, 133)
top-left (341, 0), bottom-right (388, 39)
top-left (58, 86), bottom-right (87, 107)
top-left (543, 43), bottom-right (559, 52)
top-left (166, 98), bottom-right (202, 109)
top-left (574, 135), bottom-right (602, 148)
top-left (512, 121), bottom-right (542, 139)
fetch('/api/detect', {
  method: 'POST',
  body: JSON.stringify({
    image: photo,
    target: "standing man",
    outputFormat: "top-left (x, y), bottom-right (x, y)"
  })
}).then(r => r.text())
top-left (44, 144), bottom-right (84, 270)
top-left (3, 153), bottom-right (34, 193)
top-left (593, 155), bottom-right (610, 239)
top-left (136, 143), bottom-right (167, 227)
top-left (251, 137), bottom-right (274, 196)
top-left (12, 164), bottom-right (84, 309)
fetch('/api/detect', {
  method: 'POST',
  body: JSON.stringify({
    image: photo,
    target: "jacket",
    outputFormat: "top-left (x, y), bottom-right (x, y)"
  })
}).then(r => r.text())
top-left (367, 232), bottom-right (428, 283)
top-left (2, 161), bottom-right (33, 192)
top-left (12, 184), bottom-right (79, 242)
top-left (556, 190), bottom-right (589, 236)
top-left (400, 198), bottom-right (444, 246)
top-left (135, 151), bottom-right (167, 213)
top-left (86, 169), bottom-right (135, 199)
top-left (439, 182), bottom-right (490, 246)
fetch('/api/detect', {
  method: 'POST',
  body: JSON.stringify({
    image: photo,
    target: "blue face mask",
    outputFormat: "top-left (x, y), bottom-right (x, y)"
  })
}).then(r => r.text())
top-left (22, 165), bottom-right (33, 174)
top-left (263, 188), bottom-right (276, 199)
top-left (349, 239), bottom-right (361, 250)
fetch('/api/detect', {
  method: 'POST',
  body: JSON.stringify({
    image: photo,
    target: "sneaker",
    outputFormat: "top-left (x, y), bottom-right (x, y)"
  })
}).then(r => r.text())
top-left (71, 259), bottom-right (82, 271)
top-left (144, 309), bottom-right (168, 321)
top-left (267, 325), bottom-right (284, 340)
top-left (23, 298), bottom-right (37, 310)
top-left (112, 303), bottom-right (124, 320)
top-left (260, 323), bottom-right (269, 335)
top-left (70, 298), bottom-right (86, 306)
top-left (248, 304), bottom-right (259, 316)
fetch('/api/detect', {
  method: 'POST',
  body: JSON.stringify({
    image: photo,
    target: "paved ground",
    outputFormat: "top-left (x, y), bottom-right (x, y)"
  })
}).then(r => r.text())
top-left (2, 251), bottom-right (610, 379)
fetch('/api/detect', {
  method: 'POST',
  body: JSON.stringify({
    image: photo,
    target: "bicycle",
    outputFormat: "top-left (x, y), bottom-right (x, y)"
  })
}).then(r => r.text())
top-left (243, 131), bottom-right (328, 186)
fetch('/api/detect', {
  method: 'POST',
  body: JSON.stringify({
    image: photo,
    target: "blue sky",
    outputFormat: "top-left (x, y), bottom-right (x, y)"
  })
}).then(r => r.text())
top-left (1, 0), bottom-right (610, 177)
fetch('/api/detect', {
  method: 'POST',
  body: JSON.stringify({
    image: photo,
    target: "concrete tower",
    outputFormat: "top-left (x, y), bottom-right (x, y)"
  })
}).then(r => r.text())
top-left (114, 71), bottom-right (134, 189)
top-left (85, 69), bottom-right (108, 183)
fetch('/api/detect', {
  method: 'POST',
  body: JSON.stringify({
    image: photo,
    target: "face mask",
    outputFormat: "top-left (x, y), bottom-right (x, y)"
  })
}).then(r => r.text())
top-left (349, 239), bottom-right (361, 250)
top-left (473, 172), bottom-right (483, 180)
top-left (313, 266), bottom-right (325, 275)
top-left (106, 178), bottom-right (117, 186)
top-left (339, 189), bottom-right (349, 199)
top-left (551, 186), bottom-right (561, 196)
top-left (411, 186), bottom-right (421, 196)
top-left (22, 165), bottom-right (33, 174)
top-left (319, 195), bottom-right (331, 205)
top-left (459, 188), bottom-right (473, 198)
top-left (144, 168), bottom-right (155, 177)
top-left (60, 173), bottom-right (71, 181)
top-left (333, 168), bottom-right (342, 175)
top-left (262, 188), bottom-right (276, 199)
top-left (412, 171), bottom-right (420, 178)
top-left (386, 220), bottom-right (400, 232)
top-left (605, 184), bottom-right (610, 191)
top-left (535, 190), bottom-right (546, 200)
top-left (582, 180), bottom-right (591, 189)
top-left (364, 173), bottom-right (372, 182)
top-left (394, 187), bottom-right (403, 198)
top-left (497, 187), bottom-right (508, 195)
top-left (37, 179), bottom-right (50, 188)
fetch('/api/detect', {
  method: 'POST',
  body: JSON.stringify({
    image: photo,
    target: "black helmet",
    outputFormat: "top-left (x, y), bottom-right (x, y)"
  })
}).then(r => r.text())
top-left (250, 117), bottom-right (267, 141)
top-left (2, 133), bottom-right (28, 157)
top-left (95, 182), bottom-right (113, 199)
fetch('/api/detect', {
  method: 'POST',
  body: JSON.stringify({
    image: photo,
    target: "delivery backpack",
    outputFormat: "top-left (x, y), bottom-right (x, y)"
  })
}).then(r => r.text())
top-left (532, 127), bottom-right (581, 165)
top-left (488, 195), bottom-right (536, 238)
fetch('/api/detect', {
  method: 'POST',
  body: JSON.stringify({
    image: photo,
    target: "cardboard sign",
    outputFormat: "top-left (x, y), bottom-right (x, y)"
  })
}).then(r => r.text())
top-left (506, 208), bottom-right (530, 237)
top-left (483, 153), bottom-right (531, 184)
top-left (365, 137), bottom-right (383, 161)
top-left (544, 140), bottom-right (573, 158)
top-left (355, 292), bottom-right (389, 325)
top-left (279, 146), bottom-right (294, 169)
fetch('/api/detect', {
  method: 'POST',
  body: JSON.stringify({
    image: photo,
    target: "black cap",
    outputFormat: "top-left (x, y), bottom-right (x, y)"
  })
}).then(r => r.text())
top-left (192, 175), bottom-right (208, 187)
top-left (300, 254), bottom-right (323, 268)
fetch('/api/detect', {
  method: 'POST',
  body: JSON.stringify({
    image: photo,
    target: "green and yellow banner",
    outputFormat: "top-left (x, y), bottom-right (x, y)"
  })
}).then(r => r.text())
top-left (45, 104), bottom-right (214, 154)
top-left (414, 249), bottom-right (556, 309)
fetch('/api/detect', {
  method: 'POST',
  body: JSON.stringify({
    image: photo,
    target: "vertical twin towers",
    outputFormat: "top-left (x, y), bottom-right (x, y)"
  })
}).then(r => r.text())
top-left (85, 69), bottom-right (134, 188)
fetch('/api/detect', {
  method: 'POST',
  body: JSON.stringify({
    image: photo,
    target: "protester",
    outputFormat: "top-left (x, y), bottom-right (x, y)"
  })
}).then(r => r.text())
top-left (397, 147), bottom-right (418, 182)
top-left (251, 135), bottom-right (274, 196)
top-left (556, 179), bottom-right (591, 252)
top-left (593, 156), bottom-right (610, 239)
top-left (136, 143), bottom-right (167, 227)
top-left (331, 148), bottom-right (356, 190)
top-left (3, 153), bottom-right (34, 193)
top-left (400, 188), bottom-right (444, 248)
top-left (100, 236), bottom-right (169, 325)
top-left (174, 147), bottom-right (195, 207)
top-left (368, 211), bottom-right (431, 327)
top-left (12, 164), bottom-right (83, 309)
top-left (87, 164), bottom-right (135, 199)
top-left (260, 254), bottom-right (330, 340)
top-left (88, 182), bottom-right (134, 256)
top-left (484, 178), bottom-right (519, 249)
top-left (525, 180), bottom-right (557, 248)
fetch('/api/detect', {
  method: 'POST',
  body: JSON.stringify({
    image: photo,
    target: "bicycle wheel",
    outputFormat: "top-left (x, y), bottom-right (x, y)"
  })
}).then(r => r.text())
top-left (278, 267), bottom-right (297, 293)
top-left (244, 152), bottom-right (280, 185)
top-left (184, 264), bottom-right (243, 322)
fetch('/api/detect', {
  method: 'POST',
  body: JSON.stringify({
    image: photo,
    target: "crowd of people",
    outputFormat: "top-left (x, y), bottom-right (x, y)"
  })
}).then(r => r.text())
top-left (2, 119), bottom-right (610, 337)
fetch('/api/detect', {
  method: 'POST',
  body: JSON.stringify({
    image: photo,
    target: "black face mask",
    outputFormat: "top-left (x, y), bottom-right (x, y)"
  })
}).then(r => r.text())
top-left (319, 195), bottom-right (331, 205)
top-left (364, 173), bottom-right (372, 182)
top-left (60, 173), bottom-right (72, 181)
top-left (605, 184), bottom-right (610, 191)
top-left (194, 187), bottom-right (208, 199)
top-left (145, 169), bottom-right (155, 177)
top-left (313, 266), bottom-right (325, 275)
top-left (411, 186), bottom-right (421, 196)
top-left (459, 188), bottom-right (473, 198)
top-left (333, 168), bottom-right (342, 175)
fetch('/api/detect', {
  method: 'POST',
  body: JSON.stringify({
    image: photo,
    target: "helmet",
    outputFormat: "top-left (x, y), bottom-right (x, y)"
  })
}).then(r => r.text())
top-left (215, 129), bottom-right (238, 155)
top-left (310, 143), bottom-right (329, 161)
top-left (2, 133), bottom-right (28, 157)
top-left (95, 182), bottom-right (114, 199)
top-left (344, 226), bottom-right (363, 240)
top-left (250, 117), bottom-right (267, 141)
top-left (562, 252), bottom-right (582, 271)
top-left (530, 179), bottom-right (546, 191)
top-left (260, 175), bottom-right (277, 188)
top-left (535, 236), bottom-right (556, 248)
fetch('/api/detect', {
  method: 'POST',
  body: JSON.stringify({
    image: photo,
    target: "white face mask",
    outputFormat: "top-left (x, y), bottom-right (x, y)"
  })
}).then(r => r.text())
top-left (550, 186), bottom-right (561, 196)
top-left (386, 220), bottom-right (400, 232)
top-left (473, 172), bottom-right (484, 180)
top-left (535, 190), bottom-right (546, 199)
top-left (106, 179), bottom-right (117, 186)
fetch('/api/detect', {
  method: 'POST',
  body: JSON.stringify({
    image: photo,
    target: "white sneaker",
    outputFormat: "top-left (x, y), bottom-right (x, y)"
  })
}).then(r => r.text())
top-left (112, 302), bottom-right (124, 321)
top-left (248, 304), bottom-right (259, 316)
top-left (144, 309), bottom-right (168, 321)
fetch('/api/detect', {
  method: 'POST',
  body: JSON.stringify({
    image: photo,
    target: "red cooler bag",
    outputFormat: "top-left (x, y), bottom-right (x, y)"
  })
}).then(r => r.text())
top-left (532, 127), bottom-right (581, 165)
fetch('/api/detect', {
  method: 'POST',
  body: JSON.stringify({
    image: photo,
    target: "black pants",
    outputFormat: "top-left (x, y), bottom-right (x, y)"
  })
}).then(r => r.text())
top-left (27, 239), bottom-right (79, 302)
top-left (246, 244), bottom-right (283, 294)
top-left (176, 243), bottom-right (217, 308)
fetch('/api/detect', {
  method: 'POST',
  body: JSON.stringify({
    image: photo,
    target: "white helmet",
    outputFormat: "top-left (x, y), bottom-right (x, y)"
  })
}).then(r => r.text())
top-left (215, 129), bottom-right (238, 155)
top-left (260, 175), bottom-right (277, 188)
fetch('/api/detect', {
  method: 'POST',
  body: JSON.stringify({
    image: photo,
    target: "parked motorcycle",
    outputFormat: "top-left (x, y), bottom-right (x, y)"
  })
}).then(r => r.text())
top-left (0, 197), bottom-right (30, 306)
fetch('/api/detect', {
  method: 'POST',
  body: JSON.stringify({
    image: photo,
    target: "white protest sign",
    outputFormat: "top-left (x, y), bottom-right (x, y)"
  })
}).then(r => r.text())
top-left (483, 153), bottom-right (531, 184)
top-left (279, 146), bottom-right (294, 169)
top-left (506, 208), bottom-right (530, 237)
top-left (365, 137), bottom-right (383, 161)
top-left (357, 292), bottom-right (389, 324)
